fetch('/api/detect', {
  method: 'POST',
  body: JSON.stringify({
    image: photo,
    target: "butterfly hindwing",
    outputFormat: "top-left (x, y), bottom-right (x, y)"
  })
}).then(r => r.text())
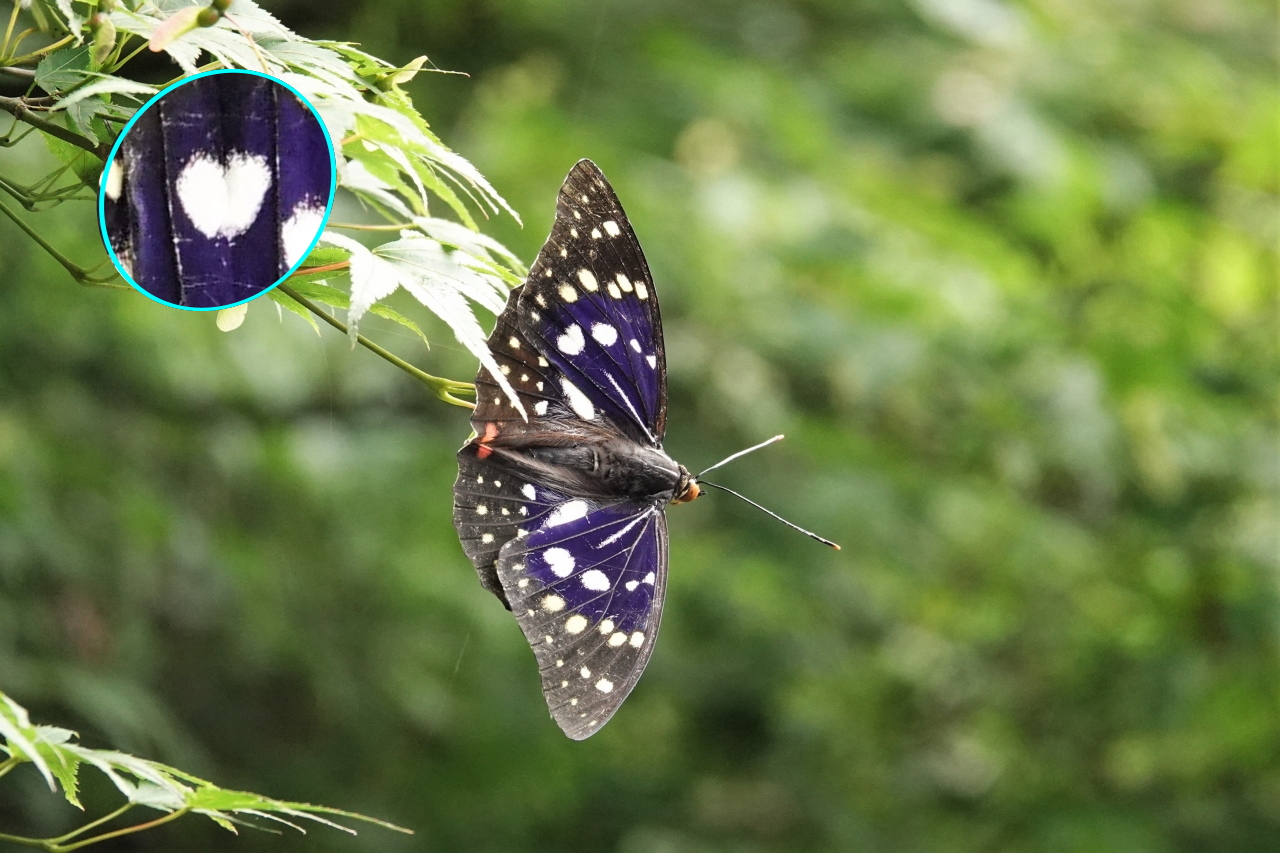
top-left (453, 444), bottom-right (567, 604)
top-left (517, 160), bottom-right (668, 444)
top-left (496, 499), bottom-right (668, 740)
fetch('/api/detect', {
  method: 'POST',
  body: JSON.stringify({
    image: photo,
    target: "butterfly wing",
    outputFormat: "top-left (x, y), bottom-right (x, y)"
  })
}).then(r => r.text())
top-left (516, 160), bottom-right (668, 444)
top-left (496, 499), bottom-right (668, 740)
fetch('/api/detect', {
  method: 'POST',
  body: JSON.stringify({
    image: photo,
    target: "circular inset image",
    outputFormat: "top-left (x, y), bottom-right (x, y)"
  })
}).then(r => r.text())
top-left (99, 69), bottom-right (335, 310)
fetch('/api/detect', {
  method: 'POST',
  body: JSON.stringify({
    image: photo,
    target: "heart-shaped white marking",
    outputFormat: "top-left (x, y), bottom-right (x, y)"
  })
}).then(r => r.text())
top-left (175, 152), bottom-right (271, 240)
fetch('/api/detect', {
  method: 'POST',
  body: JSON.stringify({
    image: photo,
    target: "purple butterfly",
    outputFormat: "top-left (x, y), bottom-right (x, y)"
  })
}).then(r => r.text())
top-left (453, 160), bottom-right (700, 739)
top-left (102, 71), bottom-right (331, 308)
top-left (454, 160), bottom-right (837, 739)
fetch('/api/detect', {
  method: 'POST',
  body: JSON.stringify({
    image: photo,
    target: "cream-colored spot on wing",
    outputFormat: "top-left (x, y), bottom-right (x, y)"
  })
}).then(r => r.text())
top-left (565, 614), bottom-right (589, 634)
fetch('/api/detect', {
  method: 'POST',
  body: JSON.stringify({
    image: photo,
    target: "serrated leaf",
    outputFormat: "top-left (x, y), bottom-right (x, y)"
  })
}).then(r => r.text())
top-left (287, 279), bottom-right (430, 346)
top-left (33, 733), bottom-right (83, 808)
top-left (51, 77), bottom-right (158, 111)
top-left (54, 0), bottom-right (87, 42)
top-left (267, 288), bottom-right (320, 335)
top-left (0, 695), bottom-right (56, 791)
top-left (375, 234), bottom-right (508, 315)
top-left (35, 46), bottom-right (93, 95)
top-left (44, 133), bottom-right (102, 186)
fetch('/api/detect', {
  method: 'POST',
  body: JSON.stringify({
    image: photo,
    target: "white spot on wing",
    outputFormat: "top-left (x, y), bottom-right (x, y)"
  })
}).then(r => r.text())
top-left (581, 569), bottom-right (610, 591)
top-left (543, 547), bottom-right (575, 577)
top-left (595, 678), bottom-right (614, 693)
top-left (646, 354), bottom-right (657, 369)
top-left (598, 619), bottom-right (615, 635)
top-left (481, 533), bottom-right (494, 544)
top-left (281, 202), bottom-right (326, 268)
top-left (558, 284), bottom-right (578, 303)
top-left (608, 632), bottom-right (627, 647)
top-left (541, 594), bottom-right (565, 612)
top-left (636, 282), bottom-right (649, 299)
top-left (643, 571), bottom-right (655, 585)
top-left (565, 615), bottom-right (588, 634)
top-left (591, 323), bottom-right (618, 346)
top-left (522, 484), bottom-right (537, 500)
top-left (556, 324), bottom-right (585, 355)
top-left (534, 401), bottom-right (549, 416)
top-left (625, 580), bottom-right (639, 591)
top-left (603, 220), bottom-right (621, 237)
top-left (616, 273), bottom-right (633, 293)
top-left (630, 338), bottom-right (641, 353)
top-left (104, 159), bottom-right (124, 200)
top-left (630, 631), bottom-right (645, 648)
top-left (578, 269), bottom-right (598, 291)
top-left (561, 378), bottom-right (596, 420)
top-left (546, 500), bottom-right (589, 528)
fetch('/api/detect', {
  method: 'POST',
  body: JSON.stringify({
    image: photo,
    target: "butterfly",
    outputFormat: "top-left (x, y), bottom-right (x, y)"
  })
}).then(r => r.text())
top-left (453, 160), bottom-right (837, 739)
top-left (101, 70), bottom-right (332, 309)
top-left (452, 159), bottom-right (696, 739)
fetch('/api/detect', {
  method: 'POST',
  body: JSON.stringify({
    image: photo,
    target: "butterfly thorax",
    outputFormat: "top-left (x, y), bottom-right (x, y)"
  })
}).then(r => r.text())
top-left (508, 437), bottom-right (696, 505)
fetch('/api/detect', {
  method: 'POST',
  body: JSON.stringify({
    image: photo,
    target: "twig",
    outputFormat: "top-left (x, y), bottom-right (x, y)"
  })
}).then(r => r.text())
top-left (0, 197), bottom-right (127, 287)
top-left (47, 804), bottom-right (135, 845)
top-left (277, 282), bottom-right (476, 408)
top-left (0, 95), bottom-right (102, 156)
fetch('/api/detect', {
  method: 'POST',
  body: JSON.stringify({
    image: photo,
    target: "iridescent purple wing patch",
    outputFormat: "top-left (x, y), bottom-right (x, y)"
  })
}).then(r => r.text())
top-left (454, 160), bottom-right (696, 739)
top-left (101, 71), bottom-right (333, 308)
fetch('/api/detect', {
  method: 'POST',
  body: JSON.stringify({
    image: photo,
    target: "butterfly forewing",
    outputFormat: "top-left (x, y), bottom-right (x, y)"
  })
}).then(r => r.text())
top-left (517, 161), bottom-right (668, 444)
top-left (495, 501), bottom-right (668, 740)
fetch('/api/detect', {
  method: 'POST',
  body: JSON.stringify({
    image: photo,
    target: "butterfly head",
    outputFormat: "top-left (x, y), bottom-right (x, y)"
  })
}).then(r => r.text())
top-left (672, 467), bottom-right (700, 504)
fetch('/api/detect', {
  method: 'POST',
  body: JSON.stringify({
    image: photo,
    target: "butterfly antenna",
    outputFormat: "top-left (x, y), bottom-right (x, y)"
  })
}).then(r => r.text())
top-left (696, 434), bottom-right (786, 478)
top-left (696, 479), bottom-right (841, 550)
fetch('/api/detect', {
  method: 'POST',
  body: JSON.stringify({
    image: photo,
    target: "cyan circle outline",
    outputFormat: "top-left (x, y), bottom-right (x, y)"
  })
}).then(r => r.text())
top-left (96, 68), bottom-right (338, 312)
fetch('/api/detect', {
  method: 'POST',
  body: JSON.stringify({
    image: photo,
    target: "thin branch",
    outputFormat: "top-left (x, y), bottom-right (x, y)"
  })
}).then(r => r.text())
top-left (0, 196), bottom-right (128, 287)
top-left (0, 1), bottom-right (20, 58)
top-left (330, 221), bottom-right (414, 231)
top-left (0, 756), bottom-right (18, 781)
top-left (277, 282), bottom-right (476, 408)
top-left (6, 34), bottom-right (74, 67)
top-left (47, 804), bottom-right (135, 845)
top-left (56, 807), bottom-right (190, 852)
top-left (0, 95), bottom-right (102, 156)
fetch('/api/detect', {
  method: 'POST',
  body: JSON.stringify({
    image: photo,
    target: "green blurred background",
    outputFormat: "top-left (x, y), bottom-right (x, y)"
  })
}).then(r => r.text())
top-left (2, 0), bottom-right (1277, 850)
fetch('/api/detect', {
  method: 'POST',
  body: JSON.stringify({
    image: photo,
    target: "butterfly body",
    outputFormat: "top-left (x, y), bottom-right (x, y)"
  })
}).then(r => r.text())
top-left (453, 159), bottom-right (689, 739)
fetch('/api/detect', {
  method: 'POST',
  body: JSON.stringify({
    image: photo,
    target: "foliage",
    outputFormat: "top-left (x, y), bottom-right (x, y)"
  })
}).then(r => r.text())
top-left (0, 0), bottom-right (526, 407)
top-left (0, 0), bottom-right (1276, 852)
top-left (0, 690), bottom-right (407, 849)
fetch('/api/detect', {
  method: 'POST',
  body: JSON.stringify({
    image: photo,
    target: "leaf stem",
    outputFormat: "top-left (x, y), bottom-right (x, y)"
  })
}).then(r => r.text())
top-left (55, 807), bottom-right (189, 852)
top-left (329, 221), bottom-right (414, 231)
top-left (0, 756), bottom-right (19, 780)
top-left (7, 34), bottom-right (74, 68)
top-left (296, 260), bottom-right (351, 276)
top-left (277, 283), bottom-right (476, 408)
top-left (0, 830), bottom-right (47, 849)
top-left (0, 196), bottom-right (128, 287)
top-left (0, 2), bottom-right (20, 58)
top-left (47, 804), bottom-right (135, 845)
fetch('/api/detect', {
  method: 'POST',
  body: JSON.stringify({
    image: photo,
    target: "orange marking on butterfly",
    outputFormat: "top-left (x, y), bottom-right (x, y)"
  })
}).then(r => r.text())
top-left (477, 422), bottom-right (499, 459)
